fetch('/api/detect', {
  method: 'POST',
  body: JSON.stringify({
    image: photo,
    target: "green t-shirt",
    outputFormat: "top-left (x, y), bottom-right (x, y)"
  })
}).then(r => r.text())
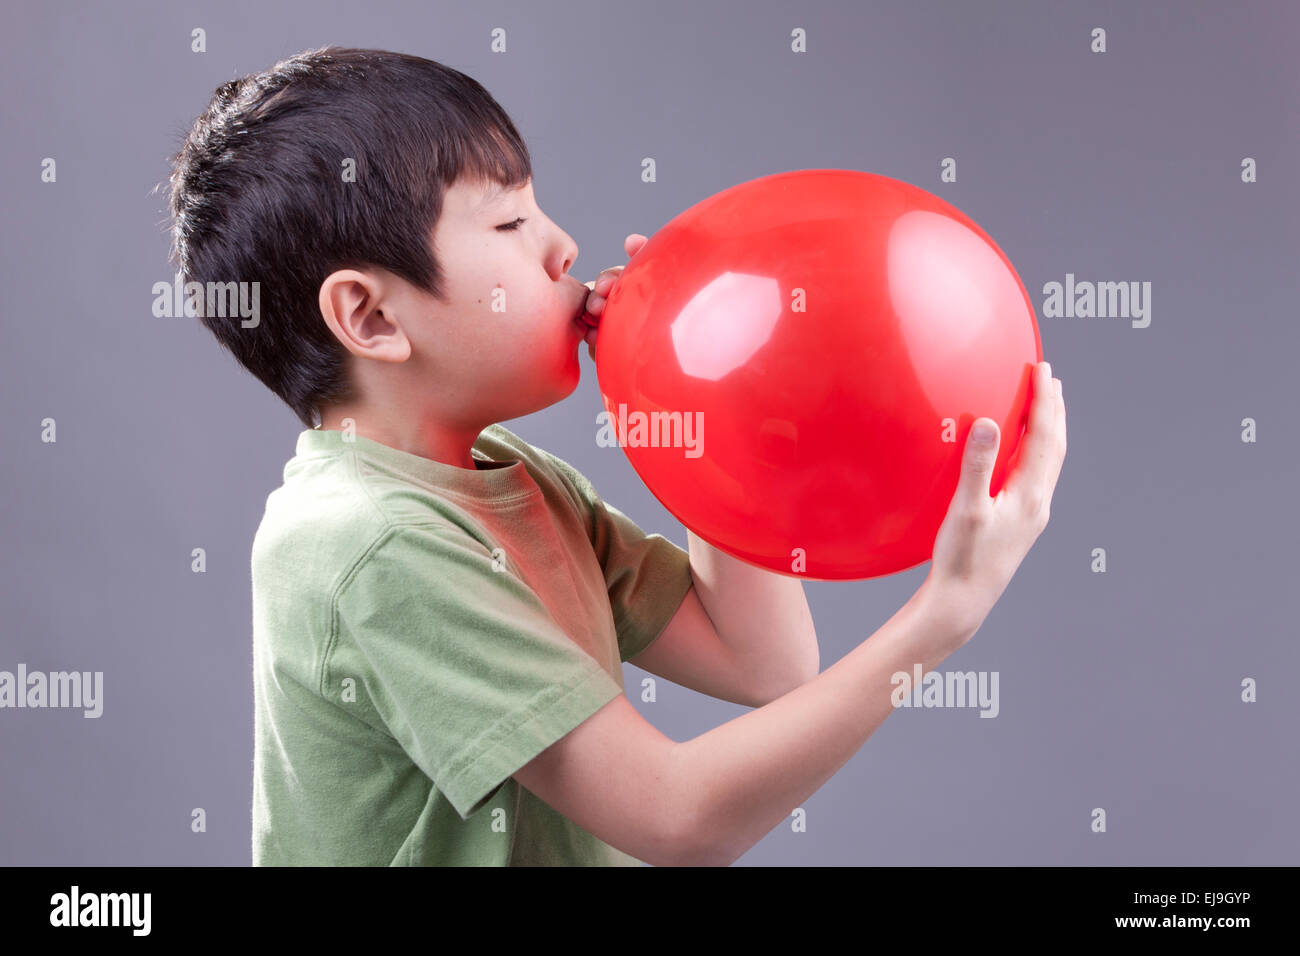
top-left (250, 423), bottom-right (694, 866)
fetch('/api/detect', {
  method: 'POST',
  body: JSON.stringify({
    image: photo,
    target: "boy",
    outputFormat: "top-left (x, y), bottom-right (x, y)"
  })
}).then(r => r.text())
top-left (166, 47), bottom-right (1066, 866)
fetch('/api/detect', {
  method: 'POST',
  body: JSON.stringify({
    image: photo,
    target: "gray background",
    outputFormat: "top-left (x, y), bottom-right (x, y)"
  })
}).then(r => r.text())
top-left (1, 0), bottom-right (1296, 865)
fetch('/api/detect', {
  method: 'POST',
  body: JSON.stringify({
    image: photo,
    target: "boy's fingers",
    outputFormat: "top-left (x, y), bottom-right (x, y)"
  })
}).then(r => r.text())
top-left (955, 418), bottom-right (1000, 512)
top-left (585, 237), bottom-right (644, 298)
top-left (1004, 362), bottom-right (1061, 515)
top-left (594, 268), bottom-right (623, 295)
top-left (1046, 380), bottom-right (1067, 490)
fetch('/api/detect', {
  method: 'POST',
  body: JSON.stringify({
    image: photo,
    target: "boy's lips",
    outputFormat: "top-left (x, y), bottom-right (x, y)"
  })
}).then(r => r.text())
top-left (573, 279), bottom-right (597, 328)
top-left (572, 303), bottom-right (595, 329)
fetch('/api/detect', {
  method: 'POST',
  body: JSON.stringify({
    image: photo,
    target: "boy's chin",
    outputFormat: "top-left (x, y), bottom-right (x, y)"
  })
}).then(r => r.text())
top-left (559, 350), bottom-right (584, 394)
top-left (523, 354), bottom-right (583, 415)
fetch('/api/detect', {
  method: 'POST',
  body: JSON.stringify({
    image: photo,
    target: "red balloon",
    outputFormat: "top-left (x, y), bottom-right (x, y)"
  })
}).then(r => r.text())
top-left (595, 169), bottom-right (1041, 581)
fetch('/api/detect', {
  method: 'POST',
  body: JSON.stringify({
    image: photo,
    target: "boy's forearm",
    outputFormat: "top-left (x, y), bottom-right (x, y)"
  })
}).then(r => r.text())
top-left (666, 577), bottom-right (971, 866)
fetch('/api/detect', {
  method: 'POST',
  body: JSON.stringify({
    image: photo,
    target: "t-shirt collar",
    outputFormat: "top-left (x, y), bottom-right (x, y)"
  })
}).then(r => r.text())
top-left (294, 427), bottom-right (538, 500)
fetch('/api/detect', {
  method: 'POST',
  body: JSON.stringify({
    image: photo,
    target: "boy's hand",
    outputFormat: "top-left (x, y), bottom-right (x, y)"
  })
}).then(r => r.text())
top-left (923, 360), bottom-right (1067, 646)
top-left (580, 233), bottom-right (648, 360)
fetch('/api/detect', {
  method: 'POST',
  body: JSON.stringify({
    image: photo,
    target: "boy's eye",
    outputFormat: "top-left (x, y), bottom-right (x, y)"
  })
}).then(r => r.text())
top-left (496, 217), bottom-right (527, 232)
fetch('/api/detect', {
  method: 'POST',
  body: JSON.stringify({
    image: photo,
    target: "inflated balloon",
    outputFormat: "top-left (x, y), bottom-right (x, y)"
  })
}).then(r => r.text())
top-left (595, 168), bottom-right (1041, 581)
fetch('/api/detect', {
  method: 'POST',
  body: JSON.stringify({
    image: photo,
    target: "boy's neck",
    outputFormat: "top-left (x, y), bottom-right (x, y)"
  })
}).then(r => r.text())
top-left (317, 406), bottom-right (484, 472)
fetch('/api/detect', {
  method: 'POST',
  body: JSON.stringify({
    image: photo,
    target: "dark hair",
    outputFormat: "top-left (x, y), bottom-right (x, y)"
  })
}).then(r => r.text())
top-left (163, 47), bottom-right (532, 428)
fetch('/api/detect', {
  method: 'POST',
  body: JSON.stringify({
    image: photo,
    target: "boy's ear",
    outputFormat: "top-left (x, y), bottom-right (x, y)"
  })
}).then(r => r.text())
top-left (318, 269), bottom-right (411, 363)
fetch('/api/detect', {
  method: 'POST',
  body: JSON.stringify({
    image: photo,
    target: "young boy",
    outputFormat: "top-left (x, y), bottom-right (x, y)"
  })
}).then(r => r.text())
top-left (167, 47), bottom-right (1066, 867)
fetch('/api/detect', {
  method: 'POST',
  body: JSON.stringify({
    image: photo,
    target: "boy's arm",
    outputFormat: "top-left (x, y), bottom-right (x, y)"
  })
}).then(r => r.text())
top-left (513, 575), bottom-right (969, 866)
top-left (685, 529), bottom-right (820, 700)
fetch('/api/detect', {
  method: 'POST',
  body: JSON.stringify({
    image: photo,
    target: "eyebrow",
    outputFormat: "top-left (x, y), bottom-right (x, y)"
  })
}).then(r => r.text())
top-left (477, 178), bottom-right (531, 212)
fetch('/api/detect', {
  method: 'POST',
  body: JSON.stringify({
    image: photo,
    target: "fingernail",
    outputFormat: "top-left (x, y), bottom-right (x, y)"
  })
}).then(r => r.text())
top-left (1042, 361), bottom-right (1052, 377)
top-left (972, 420), bottom-right (996, 444)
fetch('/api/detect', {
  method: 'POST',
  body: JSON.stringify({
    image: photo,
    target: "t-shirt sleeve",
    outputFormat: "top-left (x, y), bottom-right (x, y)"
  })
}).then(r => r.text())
top-left (536, 449), bottom-right (695, 663)
top-left (332, 523), bottom-right (625, 820)
top-left (592, 498), bottom-right (695, 662)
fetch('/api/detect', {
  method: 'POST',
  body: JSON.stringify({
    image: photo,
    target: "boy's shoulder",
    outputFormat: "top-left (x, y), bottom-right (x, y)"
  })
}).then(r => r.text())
top-left (251, 423), bottom-right (600, 581)
top-left (250, 436), bottom-right (390, 603)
